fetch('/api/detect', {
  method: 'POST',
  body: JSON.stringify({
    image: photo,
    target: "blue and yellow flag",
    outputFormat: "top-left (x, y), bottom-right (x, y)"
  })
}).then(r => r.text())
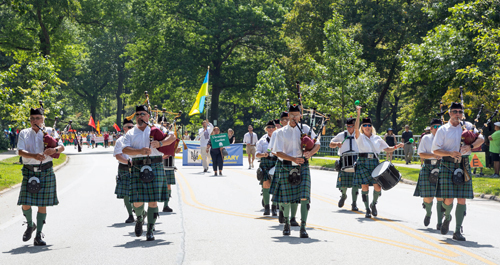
top-left (189, 70), bottom-right (210, 116)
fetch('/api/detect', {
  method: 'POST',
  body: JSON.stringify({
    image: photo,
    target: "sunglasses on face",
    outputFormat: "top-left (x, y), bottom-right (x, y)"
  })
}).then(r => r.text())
top-left (451, 110), bottom-right (464, 114)
top-left (266, 126), bottom-right (275, 129)
top-left (30, 117), bottom-right (43, 121)
top-left (281, 118), bottom-right (289, 122)
top-left (135, 113), bottom-right (148, 117)
top-left (362, 124), bottom-right (372, 127)
top-left (347, 125), bottom-right (354, 128)
top-left (288, 114), bottom-right (300, 119)
top-left (126, 126), bottom-right (134, 129)
top-left (432, 125), bottom-right (441, 129)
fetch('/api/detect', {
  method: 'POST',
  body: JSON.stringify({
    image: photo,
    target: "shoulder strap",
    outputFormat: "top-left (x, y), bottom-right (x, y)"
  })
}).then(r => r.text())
top-left (365, 135), bottom-right (379, 160)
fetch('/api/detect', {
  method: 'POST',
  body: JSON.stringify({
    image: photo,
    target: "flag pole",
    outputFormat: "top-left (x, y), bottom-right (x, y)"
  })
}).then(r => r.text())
top-left (205, 66), bottom-right (210, 121)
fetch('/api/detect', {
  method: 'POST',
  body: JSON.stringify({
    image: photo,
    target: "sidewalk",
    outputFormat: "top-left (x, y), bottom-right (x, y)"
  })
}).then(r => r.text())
top-left (313, 156), bottom-right (422, 169)
top-left (0, 150), bottom-right (17, 162)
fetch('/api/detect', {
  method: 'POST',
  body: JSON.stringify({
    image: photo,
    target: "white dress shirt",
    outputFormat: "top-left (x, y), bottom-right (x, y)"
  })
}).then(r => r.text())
top-left (243, 132), bottom-right (258, 145)
top-left (268, 127), bottom-right (282, 153)
top-left (273, 124), bottom-right (320, 162)
top-left (17, 127), bottom-right (63, 165)
top-left (122, 126), bottom-right (163, 158)
top-left (418, 133), bottom-right (434, 154)
top-left (113, 136), bottom-right (130, 165)
top-left (355, 133), bottom-right (389, 154)
top-left (331, 130), bottom-right (359, 156)
top-left (198, 123), bottom-right (213, 147)
top-left (431, 121), bottom-right (482, 156)
top-left (256, 134), bottom-right (274, 156)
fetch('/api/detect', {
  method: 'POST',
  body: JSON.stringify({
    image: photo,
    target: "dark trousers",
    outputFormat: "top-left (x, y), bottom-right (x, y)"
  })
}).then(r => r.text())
top-left (104, 140), bottom-right (109, 148)
top-left (210, 150), bottom-right (223, 171)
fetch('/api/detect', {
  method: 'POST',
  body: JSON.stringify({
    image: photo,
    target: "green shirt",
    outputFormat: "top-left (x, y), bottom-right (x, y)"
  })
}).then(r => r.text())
top-left (489, 130), bottom-right (500, 154)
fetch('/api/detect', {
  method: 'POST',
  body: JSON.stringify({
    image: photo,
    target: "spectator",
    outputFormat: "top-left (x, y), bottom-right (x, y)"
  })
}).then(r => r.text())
top-left (197, 119), bottom-right (213, 173)
top-left (207, 127), bottom-right (224, 176)
top-left (91, 132), bottom-right (96, 149)
top-left (183, 131), bottom-right (191, 140)
top-left (104, 131), bottom-right (110, 148)
top-left (243, 125), bottom-right (258, 169)
top-left (384, 128), bottom-right (397, 162)
top-left (228, 128), bottom-right (235, 144)
top-left (488, 122), bottom-right (500, 178)
top-left (9, 130), bottom-right (16, 150)
top-left (86, 133), bottom-right (91, 148)
top-left (420, 126), bottom-right (430, 139)
top-left (402, 125), bottom-right (414, 164)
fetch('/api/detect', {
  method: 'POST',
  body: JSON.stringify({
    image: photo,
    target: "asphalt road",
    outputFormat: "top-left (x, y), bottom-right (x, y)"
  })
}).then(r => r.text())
top-left (0, 146), bottom-right (499, 265)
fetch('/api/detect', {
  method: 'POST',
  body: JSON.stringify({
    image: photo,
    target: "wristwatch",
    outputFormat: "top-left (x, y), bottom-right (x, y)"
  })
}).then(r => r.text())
top-left (470, 144), bottom-right (474, 150)
top-left (55, 148), bottom-right (58, 153)
top-left (159, 141), bottom-right (163, 147)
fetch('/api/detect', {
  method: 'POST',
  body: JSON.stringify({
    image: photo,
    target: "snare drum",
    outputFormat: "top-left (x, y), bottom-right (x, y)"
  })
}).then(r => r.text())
top-left (163, 156), bottom-right (175, 171)
top-left (371, 161), bottom-right (401, 191)
top-left (341, 152), bottom-right (358, 173)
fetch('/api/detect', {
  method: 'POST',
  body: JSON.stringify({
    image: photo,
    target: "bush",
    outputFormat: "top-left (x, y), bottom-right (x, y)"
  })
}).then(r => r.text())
top-left (0, 136), bottom-right (10, 151)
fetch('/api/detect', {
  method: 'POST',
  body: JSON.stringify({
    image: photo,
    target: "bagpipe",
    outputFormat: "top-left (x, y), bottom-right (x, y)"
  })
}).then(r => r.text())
top-left (63, 120), bottom-right (82, 153)
top-left (36, 101), bottom-right (61, 158)
top-left (295, 81), bottom-right (331, 152)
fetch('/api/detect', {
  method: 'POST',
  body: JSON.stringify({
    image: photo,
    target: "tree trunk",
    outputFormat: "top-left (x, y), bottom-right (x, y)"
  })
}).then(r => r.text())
top-left (375, 60), bottom-right (398, 131)
top-left (116, 62), bottom-right (125, 125)
top-left (209, 66), bottom-right (222, 122)
top-left (391, 95), bottom-right (400, 133)
top-left (36, 7), bottom-right (51, 56)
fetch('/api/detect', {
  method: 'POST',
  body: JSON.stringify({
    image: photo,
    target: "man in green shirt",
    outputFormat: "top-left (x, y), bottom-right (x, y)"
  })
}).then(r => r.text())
top-left (488, 122), bottom-right (500, 178)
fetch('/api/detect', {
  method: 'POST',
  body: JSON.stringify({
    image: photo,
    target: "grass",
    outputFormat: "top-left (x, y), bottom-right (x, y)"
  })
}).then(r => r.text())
top-left (0, 154), bottom-right (67, 192)
top-left (308, 158), bottom-right (500, 196)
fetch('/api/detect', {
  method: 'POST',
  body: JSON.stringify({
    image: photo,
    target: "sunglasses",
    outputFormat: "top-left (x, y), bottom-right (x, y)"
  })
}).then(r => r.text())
top-left (347, 125), bottom-right (354, 128)
top-left (266, 126), bottom-right (275, 129)
top-left (135, 113), bottom-right (148, 117)
top-left (288, 114), bottom-right (301, 119)
top-left (30, 117), bottom-right (43, 121)
top-left (432, 125), bottom-right (442, 129)
top-left (281, 118), bottom-right (289, 122)
top-left (362, 124), bottom-right (372, 127)
top-left (126, 126), bottom-right (134, 129)
top-left (451, 110), bottom-right (464, 114)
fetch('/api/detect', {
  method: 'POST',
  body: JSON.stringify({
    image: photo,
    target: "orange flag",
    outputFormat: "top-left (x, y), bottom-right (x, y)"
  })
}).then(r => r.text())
top-left (88, 116), bottom-right (96, 129)
top-left (113, 123), bottom-right (121, 132)
top-left (96, 120), bottom-right (101, 134)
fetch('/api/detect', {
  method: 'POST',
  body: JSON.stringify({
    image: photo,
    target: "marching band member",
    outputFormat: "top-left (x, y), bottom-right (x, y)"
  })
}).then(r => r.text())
top-left (432, 102), bottom-right (484, 241)
top-left (273, 104), bottom-right (320, 238)
top-left (269, 112), bottom-right (289, 220)
top-left (413, 118), bottom-right (444, 229)
top-left (122, 105), bottom-right (176, 241)
top-left (156, 117), bottom-right (176, 213)
top-left (256, 120), bottom-right (278, 215)
top-left (17, 106), bottom-right (64, 246)
top-left (113, 118), bottom-right (136, 223)
top-left (329, 118), bottom-right (360, 211)
top-left (354, 106), bottom-right (403, 218)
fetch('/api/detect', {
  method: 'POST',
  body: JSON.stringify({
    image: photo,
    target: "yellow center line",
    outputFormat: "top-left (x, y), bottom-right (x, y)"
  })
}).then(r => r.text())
top-left (176, 170), bottom-right (467, 264)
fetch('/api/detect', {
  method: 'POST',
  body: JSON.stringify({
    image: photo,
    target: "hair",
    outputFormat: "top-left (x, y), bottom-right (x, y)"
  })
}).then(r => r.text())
top-left (211, 126), bottom-right (220, 135)
top-left (228, 128), bottom-right (234, 135)
top-left (359, 124), bottom-right (377, 136)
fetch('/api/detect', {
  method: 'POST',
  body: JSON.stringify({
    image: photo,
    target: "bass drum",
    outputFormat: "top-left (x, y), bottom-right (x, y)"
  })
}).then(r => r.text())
top-left (371, 161), bottom-right (401, 191)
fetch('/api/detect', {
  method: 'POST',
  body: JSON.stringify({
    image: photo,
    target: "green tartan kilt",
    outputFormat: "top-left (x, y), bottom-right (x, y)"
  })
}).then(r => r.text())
top-left (269, 160), bottom-right (280, 195)
top-left (336, 170), bottom-right (358, 188)
top-left (436, 159), bottom-right (474, 199)
top-left (413, 164), bottom-right (439, 198)
top-left (165, 170), bottom-right (176, 185)
top-left (17, 164), bottom-right (59, 207)
top-left (115, 166), bottom-right (131, 199)
top-left (273, 162), bottom-right (311, 203)
top-left (259, 157), bottom-right (276, 185)
top-left (129, 157), bottom-right (168, 203)
top-left (353, 157), bottom-right (379, 186)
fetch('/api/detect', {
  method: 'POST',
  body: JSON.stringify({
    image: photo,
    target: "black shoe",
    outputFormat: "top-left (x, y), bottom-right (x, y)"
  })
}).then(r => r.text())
top-left (441, 216), bottom-right (452, 235)
top-left (453, 231), bottom-right (466, 241)
top-left (214, 172), bottom-right (218, 176)
top-left (34, 233), bottom-right (46, 246)
top-left (204, 168), bottom-right (207, 173)
top-left (278, 210), bottom-right (285, 224)
top-left (370, 203), bottom-right (378, 217)
top-left (365, 208), bottom-right (372, 218)
top-left (283, 223), bottom-right (291, 236)
top-left (436, 223), bottom-right (442, 230)
top-left (135, 217), bottom-right (144, 237)
top-left (163, 205), bottom-right (173, 213)
top-left (338, 194), bottom-right (347, 208)
top-left (23, 223), bottom-right (36, 242)
top-left (125, 215), bottom-right (134, 223)
top-left (424, 216), bottom-right (431, 227)
top-left (290, 217), bottom-right (299, 227)
top-left (271, 205), bottom-right (278, 216)
top-left (146, 224), bottom-right (155, 241)
top-left (351, 202), bottom-right (359, 212)
top-left (300, 227), bottom-right (309, 238)
top-left (263, 205), bottom-right (270, 216)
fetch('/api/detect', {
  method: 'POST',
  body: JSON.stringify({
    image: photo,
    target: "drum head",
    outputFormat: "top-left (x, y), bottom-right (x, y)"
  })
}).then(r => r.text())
top-left (371, 161), bottom-right (388, 178)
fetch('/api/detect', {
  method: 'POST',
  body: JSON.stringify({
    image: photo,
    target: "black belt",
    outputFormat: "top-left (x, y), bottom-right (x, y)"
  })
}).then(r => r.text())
top-left (24, 161), bottom-right (53, 172)
top-left (424, 159), bottom-right (441, 166)
top-left (118, 163), bottom-right (129, 171)
top-left (282, 160), bottom-right (308, 166)
top-left (358, 153), bottom-right (376, 158)
top-left (442, 156), bottom-right (461, 163)
top-left (262, 156), bottom-right (277, 162)
top-left (132, 157), bottom-right (163, 166)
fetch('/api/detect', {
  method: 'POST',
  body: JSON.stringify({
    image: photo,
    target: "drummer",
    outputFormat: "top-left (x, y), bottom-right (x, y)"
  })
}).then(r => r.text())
top-left (329, 118), bottom-right (360, 211)
top-left (413, 118), bottom-right (444, 229)
top-left (431, 102), bottom-right (484, 241)
top-left (256, 120), bottom-right (278, 216)
top-left (156, 117), bottom-right (176, 213)
top-left (354, 106), bottom-right (404, 218)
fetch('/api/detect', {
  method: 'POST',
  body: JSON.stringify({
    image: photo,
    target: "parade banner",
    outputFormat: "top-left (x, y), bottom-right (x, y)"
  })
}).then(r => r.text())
top-left (210, 133), bottom-right (230, 148)
top-left (183, 142), bottom-right (243, 166)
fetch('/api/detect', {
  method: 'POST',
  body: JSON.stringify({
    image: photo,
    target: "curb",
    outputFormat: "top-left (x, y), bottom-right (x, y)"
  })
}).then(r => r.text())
top-left (310, 166), bottom-right (500, 203)
top-left (0, 156), bottom-right (70, 195)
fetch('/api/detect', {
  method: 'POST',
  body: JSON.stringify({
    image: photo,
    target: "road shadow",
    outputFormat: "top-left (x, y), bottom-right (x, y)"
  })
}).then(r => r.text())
top-left (108, 222), bottom-right (133, 228)
top-left (3, 244), bottom-right (63, 254)
top-left (271, 236), bottom-right (322, 244)
top-left (114, 239), bottom-right (171, 248)
top-left (335, 209), bottom-right (362, 215)
top-left (158, 212), bottom-right (177, 216)
top-left (417, 228), bottom-right (442, 235)
top-left (127, 230), bottom-right (166, 237)
top-left (442, 238), bottom-right (494, 248)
